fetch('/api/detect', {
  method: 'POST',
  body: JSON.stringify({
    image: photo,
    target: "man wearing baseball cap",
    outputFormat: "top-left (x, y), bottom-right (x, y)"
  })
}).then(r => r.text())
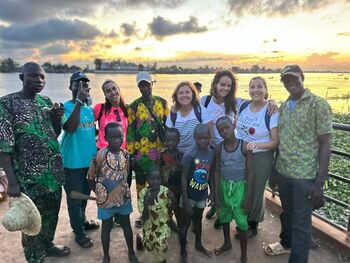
top-left (265, 65), bottom-right (332, 263)
top-left (127, 71), bottom-right (168, 228)
top-left (60, 71), bottom-right (99, 248)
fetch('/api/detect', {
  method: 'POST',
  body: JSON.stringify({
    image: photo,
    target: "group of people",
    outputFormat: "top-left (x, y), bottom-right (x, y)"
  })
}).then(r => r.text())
top-left (0, 62), bottom-right (332, 263)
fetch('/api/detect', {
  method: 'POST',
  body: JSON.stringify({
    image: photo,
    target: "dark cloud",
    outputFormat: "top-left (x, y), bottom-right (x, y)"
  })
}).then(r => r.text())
top-left (336, 32), bottom-right (350, 36)
top-left (107, 30), bottom-right (119, 38)
top-left (0, 0), bottom-right (100, 24)
top-left (0, 19), bottom-right (101, 43)
top-left (0, 0), bottom-right (187, 24)
top-left (41, 43), bottom-right (73, 55)
top-left (149, 16), bottom-right (207, 39)
top-left (120, 23), bottom-right (138, 37)
top-left (226, 0), bottom-right (350, 17)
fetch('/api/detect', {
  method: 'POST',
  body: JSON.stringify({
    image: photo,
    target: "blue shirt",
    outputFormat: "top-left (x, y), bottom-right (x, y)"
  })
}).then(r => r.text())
top-left (181, 148), bottom-right (214, 201)
top-left (60, 101), bottom-right (97, 168)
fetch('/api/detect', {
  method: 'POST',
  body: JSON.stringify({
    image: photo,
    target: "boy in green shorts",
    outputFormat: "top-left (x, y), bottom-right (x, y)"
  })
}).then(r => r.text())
top-left (214, 116), bottom-right (253, 263)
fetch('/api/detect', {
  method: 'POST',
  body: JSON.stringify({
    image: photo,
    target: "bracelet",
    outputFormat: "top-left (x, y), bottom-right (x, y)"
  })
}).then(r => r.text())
top-left (76, 98), bottom-right (84, 105)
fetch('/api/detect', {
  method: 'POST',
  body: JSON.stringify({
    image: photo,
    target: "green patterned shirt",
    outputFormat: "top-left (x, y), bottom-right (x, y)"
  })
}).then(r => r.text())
top-left (276, 89), bottom-right (332, 179)
top-left (0, 92), bottom-right (64, 191)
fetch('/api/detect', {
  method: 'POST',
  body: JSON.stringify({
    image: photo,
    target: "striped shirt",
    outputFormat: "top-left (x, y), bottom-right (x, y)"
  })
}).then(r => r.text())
top-left (166, 105), bottom-right (212, 153)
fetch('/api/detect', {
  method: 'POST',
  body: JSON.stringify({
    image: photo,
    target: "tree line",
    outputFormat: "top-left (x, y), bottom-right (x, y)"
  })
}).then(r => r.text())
top-left (1, 57), bottom-right (282, 74)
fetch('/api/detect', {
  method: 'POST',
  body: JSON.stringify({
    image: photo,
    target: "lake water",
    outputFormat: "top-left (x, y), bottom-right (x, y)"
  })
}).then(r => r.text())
top-left (0, 72), bottom-right (349, 113)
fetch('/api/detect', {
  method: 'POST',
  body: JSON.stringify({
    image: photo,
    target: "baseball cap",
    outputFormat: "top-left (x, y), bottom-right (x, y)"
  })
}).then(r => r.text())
top-left (280, 65), bottom-right (303, 79)
top-left (70, 71), bottom-right (90, 85)
top-left (136, 71), bottom-right (153, 85)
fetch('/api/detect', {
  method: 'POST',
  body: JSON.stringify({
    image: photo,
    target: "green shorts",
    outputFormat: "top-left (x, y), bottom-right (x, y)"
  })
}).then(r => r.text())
top-left (218, 178), bottom-right (248, 231)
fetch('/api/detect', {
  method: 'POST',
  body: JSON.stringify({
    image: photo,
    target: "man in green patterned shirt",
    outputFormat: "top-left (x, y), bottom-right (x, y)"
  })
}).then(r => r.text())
top-left (0, 62), bottom-right (70, 262)
top-left (265, 65), bottom-right (332, 263)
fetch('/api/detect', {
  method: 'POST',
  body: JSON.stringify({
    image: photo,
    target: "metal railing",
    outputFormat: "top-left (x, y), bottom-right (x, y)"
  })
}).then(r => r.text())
top-left (268, 122), bottom-right (350, 232)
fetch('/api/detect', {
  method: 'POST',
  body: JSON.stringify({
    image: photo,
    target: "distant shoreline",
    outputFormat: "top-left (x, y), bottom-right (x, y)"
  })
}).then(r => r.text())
top-left (1, 70), bottom-right (350, 74)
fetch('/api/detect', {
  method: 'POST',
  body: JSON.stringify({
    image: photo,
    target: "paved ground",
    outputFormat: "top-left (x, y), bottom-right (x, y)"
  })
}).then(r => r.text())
top-left (0, 183), bottom-right (348, 263)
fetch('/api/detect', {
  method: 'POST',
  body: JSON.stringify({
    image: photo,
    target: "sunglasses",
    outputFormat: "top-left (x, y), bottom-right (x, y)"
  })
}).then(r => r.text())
top-left (114, 109), bottom-right (121, 122)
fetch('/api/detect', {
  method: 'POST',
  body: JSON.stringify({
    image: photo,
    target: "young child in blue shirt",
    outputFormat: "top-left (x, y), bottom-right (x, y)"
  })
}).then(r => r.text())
top-left (180, 124), bottom-right (215, 262)
top-left (214, 116), bottom-right (253, 263)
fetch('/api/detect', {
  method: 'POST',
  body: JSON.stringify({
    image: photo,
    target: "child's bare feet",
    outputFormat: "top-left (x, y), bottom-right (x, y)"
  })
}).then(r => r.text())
top-left (214, 242), bottom-right (232, 255)
top-left (128, 252), bottom-right (141, 263)
top-left (195, 243), bottom-right (212, 257)
top-left (102, 255), bottom-right (110, 263)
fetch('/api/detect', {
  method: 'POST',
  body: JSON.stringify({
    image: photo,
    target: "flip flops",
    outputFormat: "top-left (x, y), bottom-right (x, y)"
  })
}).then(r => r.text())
top-left (83, 219), bottom-right (100, 230)
top-left (75, 235), bottom-right (94, 248)
top-left (264, 242), bottom-right (291, 256)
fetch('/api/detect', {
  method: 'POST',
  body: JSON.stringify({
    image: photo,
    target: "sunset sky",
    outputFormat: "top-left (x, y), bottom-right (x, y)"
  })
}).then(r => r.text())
top-left (1, 0), bottom-right (350, 71)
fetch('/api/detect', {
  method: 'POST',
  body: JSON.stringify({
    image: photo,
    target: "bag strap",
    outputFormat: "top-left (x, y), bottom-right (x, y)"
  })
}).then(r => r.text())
top-left (170, 111), bottom-right (177, 126)
top-left (238, 100), bottom-right (251, 114)
top-left (204, 95), bottom-right (212, 108)
top-left (194, 106), bottom-right (202, 123)
top-left (96, 103), bottom-right (104, 128)
top-left (265, 111), bottom-right (271, 131)
top-left (146, 103), bottom-right (162, 126)
top-left (239, 100), bottom-right (271, 130)
top-left (171, 105), bottom-right (202, 126)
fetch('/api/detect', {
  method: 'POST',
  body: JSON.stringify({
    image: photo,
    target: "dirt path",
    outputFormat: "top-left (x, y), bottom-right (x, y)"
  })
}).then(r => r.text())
top-left (0, 184), bottom-right (347, 263)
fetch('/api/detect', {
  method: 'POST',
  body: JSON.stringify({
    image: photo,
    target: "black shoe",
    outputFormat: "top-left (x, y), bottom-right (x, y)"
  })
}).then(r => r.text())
top-left (84, 220), bottom-right (100, 230)
top-left (206, 206), bottom-right (216, 220)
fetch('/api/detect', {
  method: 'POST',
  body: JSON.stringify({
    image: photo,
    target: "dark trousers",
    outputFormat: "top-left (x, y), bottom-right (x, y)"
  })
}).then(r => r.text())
top-left (64, 167), bottom-right (90, 239)
top-left (22, 186), bottom-right (62, 263)
top-left (277, 173), bottom-right (314, 263)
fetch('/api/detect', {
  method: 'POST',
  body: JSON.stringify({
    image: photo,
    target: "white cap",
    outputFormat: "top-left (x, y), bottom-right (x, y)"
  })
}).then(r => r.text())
top-left (136, 71), bottom-right (153, 85)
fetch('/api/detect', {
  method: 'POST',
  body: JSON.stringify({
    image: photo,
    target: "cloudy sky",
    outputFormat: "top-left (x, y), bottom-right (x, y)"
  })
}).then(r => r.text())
top-left (0, 0), bottom-right (350, 70)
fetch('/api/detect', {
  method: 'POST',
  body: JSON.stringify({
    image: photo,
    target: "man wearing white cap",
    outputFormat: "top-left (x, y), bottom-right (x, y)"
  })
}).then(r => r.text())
top-left (265, 65), bottom-right (332, 263)
top-left (127, 71), bottom-right (168, 228)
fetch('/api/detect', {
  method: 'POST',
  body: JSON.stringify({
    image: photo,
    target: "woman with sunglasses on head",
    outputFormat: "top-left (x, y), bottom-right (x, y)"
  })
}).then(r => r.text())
top-left (94, 80), bottom-right (132, 191)
top-left (94, 79), bottom-right (129, 151)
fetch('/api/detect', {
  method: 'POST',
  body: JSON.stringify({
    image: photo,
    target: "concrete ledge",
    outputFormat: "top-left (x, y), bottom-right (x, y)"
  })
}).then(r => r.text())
top-left (264, 190), bottom-right (350, 257)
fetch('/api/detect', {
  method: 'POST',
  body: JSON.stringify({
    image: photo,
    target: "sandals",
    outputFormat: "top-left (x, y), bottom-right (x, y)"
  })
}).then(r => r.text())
top-left (46, 245), bottom-right (71, 257)
top-left (75, 235), bottom-right (94, 248)
top-left (135, 217), bottom-right (143, 228)
top-left (84, 219), bottom-right (100, 230)
top-left (264, 242), bottom-right (291, 256)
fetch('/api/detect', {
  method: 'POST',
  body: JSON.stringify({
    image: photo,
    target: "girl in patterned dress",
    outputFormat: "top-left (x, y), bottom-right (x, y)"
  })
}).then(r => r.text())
top-left (137, 166), bottom-right (175, 263)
